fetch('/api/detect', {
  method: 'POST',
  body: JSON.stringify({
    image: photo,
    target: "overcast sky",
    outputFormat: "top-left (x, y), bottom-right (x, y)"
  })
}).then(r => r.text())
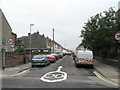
top-left (0, 0), bottom-right (119, 51)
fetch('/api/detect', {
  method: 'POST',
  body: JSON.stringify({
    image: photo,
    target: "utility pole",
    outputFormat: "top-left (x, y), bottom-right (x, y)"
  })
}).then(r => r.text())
top-left (53, 28), bottom-right (54, 53)
top-left (30, 24), bottom-right (34, 61)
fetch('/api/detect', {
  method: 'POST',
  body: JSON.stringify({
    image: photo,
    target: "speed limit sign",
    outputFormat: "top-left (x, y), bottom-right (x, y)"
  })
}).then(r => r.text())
top-left (7, 38), bottom-right (14, 45)
top-left (115, 32), bottom-right (120, 41)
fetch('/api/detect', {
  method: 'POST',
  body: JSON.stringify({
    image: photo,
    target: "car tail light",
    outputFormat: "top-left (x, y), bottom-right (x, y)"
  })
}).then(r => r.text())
top-left (31, 60), bottom-right (34, 61)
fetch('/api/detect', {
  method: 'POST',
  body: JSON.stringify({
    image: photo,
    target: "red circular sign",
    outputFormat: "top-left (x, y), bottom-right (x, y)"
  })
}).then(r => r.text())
top-left (115, 32), bottom-right (120, 41)
top-left (7, 38), bottom-right (14, 45)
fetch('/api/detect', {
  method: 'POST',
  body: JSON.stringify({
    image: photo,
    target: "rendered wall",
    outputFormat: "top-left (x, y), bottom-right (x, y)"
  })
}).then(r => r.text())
top-left (2, 10), bottom-right (12, 52)
top-left (0, 9), bottom-right (2, 50)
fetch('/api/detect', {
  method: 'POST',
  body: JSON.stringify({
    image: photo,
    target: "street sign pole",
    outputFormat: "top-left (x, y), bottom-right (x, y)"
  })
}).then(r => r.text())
top-left (3, 45), bottom-right (5, 70)
top-left (2, 40), bottom-right (6, 70)
top-left (115, 32), bottom-right (120, 60)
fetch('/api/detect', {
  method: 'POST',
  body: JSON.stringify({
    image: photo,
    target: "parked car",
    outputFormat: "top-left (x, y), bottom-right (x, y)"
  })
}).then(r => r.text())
top-left (31, 55), bottom-right (50, 67)
top-left (67, 52), bottom-right (72, 55)
top-left (47, 54), bottom-right (56, 63)
top-left (56, 52), bottom-right (63, 58)
top-left (74, 50), bottom-right (94, 68)
top-left (51, 53), bottom-right (59, 60)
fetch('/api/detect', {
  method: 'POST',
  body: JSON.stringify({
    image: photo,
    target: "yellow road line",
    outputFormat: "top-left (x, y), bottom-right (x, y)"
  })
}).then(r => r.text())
top-left (1, 69), bottom-right (29, 77)
top-left (0, 74), bottom-right (8, 76)
top-left (93, 70), bottom-right (118, 86)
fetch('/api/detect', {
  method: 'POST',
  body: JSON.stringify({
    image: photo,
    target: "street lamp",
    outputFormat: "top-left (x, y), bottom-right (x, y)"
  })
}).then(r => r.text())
top-left (30, 24), bottom-right (34, 61)
top-left (53, 28), bottom-right (54, 53)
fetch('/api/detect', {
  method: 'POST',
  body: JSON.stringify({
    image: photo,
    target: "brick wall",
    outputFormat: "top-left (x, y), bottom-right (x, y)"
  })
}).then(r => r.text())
top-left (4, 52), bottom-right (30, 68)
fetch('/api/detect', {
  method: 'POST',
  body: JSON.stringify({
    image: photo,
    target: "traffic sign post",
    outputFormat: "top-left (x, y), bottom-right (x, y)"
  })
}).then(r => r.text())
top-left (114, 32), bottom-right (120, 60)
top-left (115, 32), bottom-right (120, 41)
top-left (7, 38), bottom-right (14, 45)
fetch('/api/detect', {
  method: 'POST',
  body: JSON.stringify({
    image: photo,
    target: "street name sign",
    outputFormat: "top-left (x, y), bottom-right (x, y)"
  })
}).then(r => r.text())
top-left (2, 40), bottom-right (6, 45)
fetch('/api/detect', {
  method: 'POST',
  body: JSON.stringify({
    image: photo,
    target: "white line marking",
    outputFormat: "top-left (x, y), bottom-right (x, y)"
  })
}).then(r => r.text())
top-left (40, 66), bottom-right (67, 82)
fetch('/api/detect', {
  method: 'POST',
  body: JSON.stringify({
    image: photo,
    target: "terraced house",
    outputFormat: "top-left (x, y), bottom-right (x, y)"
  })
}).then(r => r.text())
top-left (0, 9), bottom-right (17, 52)
top-left (17, 31), bottom-right (64, 54)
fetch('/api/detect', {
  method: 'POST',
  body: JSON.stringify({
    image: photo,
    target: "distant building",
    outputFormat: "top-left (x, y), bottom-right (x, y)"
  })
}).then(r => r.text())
top-left (17, 31), bottom-right (46, 49)
top-left (116, 9), bottom-right (120, 21)
top-left (0, 9), bottom-right (17, 52)
top-left (76, 44), bottom-right (85, 51)
top-left (17, 31), bottom-right (64, 54)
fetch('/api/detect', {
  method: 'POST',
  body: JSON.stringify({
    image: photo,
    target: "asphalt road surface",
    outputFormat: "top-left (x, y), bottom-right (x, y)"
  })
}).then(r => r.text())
top-left (2, 55), bottom-right (117, 88)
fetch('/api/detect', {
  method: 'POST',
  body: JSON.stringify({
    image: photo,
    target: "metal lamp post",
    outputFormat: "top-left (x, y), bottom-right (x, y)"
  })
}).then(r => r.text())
top-left (30, 24), bottom-right (34, 61)
top-left (53, 28), bottom-right (54, 53)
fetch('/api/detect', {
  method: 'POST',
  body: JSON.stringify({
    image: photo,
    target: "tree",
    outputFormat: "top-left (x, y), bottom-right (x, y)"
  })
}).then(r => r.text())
top-left (80, 7), bottom-right (118, 58)
top-left (16, 46), bottom-right (25, 52)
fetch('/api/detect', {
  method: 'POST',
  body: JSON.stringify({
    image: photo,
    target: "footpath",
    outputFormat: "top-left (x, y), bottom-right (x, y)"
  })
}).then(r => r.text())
top-left (0, 63), bottom-right (31, 77)
top-left (94, 63), bottom-right (119, 87)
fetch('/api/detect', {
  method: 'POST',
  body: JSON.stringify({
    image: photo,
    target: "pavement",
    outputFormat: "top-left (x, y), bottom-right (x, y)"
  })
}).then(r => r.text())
top-left (0, 62), bottom-right (119, 87)
top-left (0, 63), bottom-right (31, 77)
top-left (93, 63), bottom-right (119, 87)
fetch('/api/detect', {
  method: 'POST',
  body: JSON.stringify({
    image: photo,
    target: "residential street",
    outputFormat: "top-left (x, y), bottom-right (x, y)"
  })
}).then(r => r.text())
top-left (2, 56), bottom-right (118, 88)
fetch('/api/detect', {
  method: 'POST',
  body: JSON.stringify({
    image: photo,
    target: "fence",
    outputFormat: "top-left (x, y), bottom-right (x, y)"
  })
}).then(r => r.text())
top-left (94, 57), bottom-right (119, 68)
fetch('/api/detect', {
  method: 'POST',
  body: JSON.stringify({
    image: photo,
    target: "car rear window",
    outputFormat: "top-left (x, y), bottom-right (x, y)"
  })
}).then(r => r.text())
top-left (33, 55), bottom-right (44, 59)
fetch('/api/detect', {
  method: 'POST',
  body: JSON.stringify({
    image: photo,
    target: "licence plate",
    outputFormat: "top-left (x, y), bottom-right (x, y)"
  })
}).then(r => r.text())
top-left (36, 63), bottom-right (40, 64)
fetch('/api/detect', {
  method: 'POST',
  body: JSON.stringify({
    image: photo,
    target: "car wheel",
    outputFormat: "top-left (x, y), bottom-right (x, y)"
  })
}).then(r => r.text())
top-left (75, 62), bottom-right (79, 68)
top-left (90, 65), bottom-right (93, 68)
top-left (44, 63), bottom-right (47, 67)
top-left (31, 65), bottom-right (34, 67)
top-left (48, 61), bottom-right (50, 65)
top-left (75, 64), bottom-right (79, 68)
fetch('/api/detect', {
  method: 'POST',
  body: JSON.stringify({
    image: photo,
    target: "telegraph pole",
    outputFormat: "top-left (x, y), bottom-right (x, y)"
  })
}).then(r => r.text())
top-left (30, 24), bottom-right (34, 61)
top-left (53, 28), bottom-right (54, 53)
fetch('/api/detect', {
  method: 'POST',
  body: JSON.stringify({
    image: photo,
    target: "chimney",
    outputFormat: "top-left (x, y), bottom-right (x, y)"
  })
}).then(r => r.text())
top-left (28, 33), bottom-right (30, 36)
top-left (42, 34), bottom-right (45, 37)
top-left (37, 31), bottom-right (39, 34)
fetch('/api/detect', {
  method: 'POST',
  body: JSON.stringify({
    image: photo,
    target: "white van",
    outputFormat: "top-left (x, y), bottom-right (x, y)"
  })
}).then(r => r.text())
top-left (75, 50), bottom-right (94, 67)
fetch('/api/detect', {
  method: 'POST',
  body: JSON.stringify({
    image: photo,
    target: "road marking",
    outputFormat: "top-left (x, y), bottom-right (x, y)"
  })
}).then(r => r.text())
top-left (1, 69), bottom-right (30, 77)
top-left (10, 69), bottom-right (30, 77)
top-left (93, 70), bottom-right (118, 86)
top-left (40, 66), bottom-right (67, 82)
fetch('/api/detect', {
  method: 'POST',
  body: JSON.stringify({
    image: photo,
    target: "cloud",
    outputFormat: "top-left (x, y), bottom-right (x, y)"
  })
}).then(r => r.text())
top-left (1, 0), bottom-right (119, 50)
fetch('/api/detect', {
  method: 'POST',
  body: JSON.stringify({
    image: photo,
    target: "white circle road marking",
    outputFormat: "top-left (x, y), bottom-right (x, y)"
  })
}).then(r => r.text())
top-left (40, 66), bottom-right (67, 82)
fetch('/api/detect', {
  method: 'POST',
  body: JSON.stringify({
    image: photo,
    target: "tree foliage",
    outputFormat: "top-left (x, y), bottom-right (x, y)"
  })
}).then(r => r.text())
top-left (81, 7), bottom-right (119, 58)
top-left (16, 46), bottom-right (25, 52)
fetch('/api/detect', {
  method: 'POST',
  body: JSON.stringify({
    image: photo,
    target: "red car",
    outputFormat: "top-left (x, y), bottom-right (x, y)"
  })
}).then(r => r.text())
top-left (47, 54), bottom-right (56, 63)
top-left (67, 52), bottom-right (72, 55)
